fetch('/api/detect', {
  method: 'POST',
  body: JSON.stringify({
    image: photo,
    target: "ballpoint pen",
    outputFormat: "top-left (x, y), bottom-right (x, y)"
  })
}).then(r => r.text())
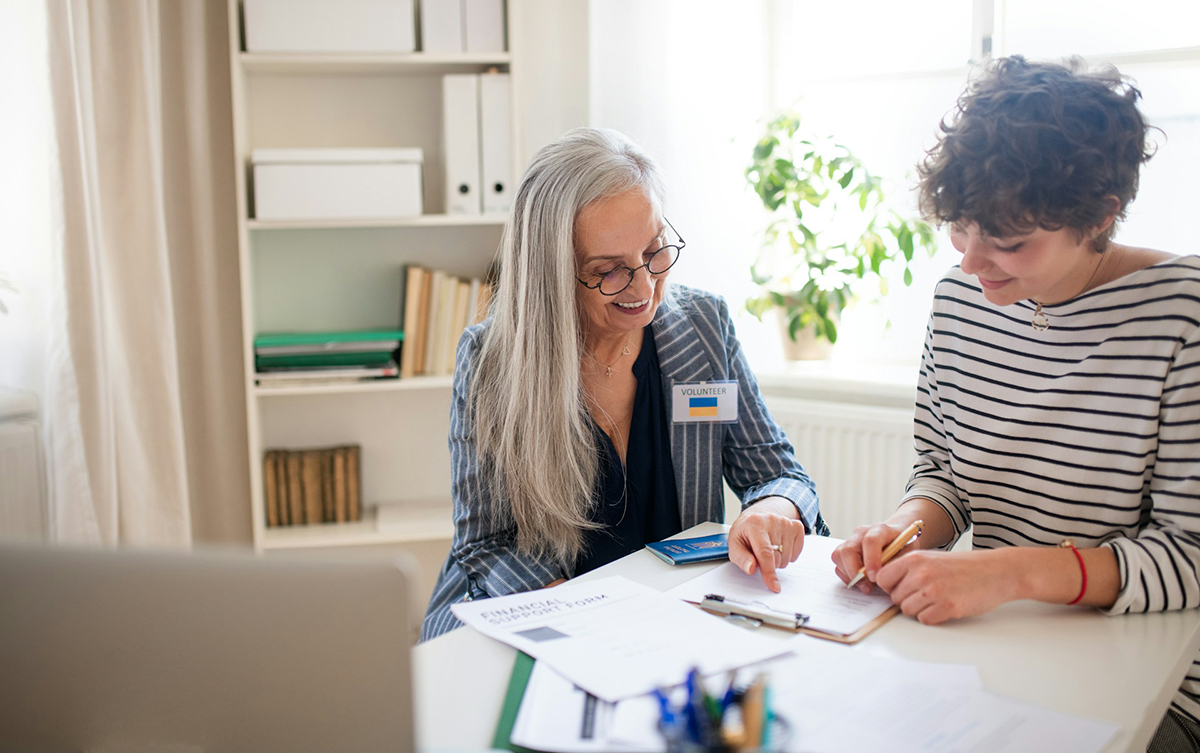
top-left (721, 670), bottom-right (737, 712)
top-left (683, 669), bottom-right (703, 745)
top-left (653, 687), bottom-right (676, 728)
top-left (845, 519), bottom-right (924, 588)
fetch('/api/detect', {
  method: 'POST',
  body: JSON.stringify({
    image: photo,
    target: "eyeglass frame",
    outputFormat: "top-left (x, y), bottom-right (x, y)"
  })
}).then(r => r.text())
top-left (574, 217), bottom-right (685, 297)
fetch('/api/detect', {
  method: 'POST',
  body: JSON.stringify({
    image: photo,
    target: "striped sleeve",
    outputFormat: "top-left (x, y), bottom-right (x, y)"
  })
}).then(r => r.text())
top-left (445, 328), bottom-right (566, 600)
top-left (901, 306), bottom-right (971, 549)
top-left (714, 297), bottom-right (825, 535)
top-left (1105, 328), bottom-right (1200, 615)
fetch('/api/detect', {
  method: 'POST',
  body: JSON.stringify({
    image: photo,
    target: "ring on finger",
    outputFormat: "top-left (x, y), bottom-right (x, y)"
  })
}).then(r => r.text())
top-left (768, 544), bottom-right (783, 553)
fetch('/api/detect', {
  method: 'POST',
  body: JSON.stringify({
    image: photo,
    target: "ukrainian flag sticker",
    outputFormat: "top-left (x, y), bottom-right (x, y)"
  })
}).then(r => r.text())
top-left (688, 397), bottom-right (719, 417)
top-left (672, 382), bottom-right (739, 423)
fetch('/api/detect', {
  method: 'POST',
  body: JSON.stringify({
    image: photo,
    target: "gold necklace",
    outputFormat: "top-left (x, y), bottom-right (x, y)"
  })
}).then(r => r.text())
top-left (1031, 251), bottom-right (1109, 332)
top-left (588, 331), bottom-right (633, 377)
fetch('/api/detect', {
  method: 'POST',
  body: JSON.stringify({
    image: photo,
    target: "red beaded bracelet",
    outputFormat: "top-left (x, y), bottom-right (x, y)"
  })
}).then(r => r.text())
top-left (1060, 539), bottom-right (1087, 606)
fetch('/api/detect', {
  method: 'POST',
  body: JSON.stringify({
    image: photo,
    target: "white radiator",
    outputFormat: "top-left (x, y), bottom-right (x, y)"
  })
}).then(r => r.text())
top-left (764, 395), bottom-right (916, 538)
top-left (0, 388), bottom-right (47, 543)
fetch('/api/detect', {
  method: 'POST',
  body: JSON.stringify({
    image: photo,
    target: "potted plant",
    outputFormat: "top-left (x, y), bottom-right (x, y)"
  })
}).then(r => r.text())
top-left (745, 113), bottom-right (937, 358)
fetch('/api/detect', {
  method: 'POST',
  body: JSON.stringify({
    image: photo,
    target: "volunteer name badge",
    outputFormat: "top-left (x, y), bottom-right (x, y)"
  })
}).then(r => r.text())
top-left (672, 382), bottom-right (738, 423)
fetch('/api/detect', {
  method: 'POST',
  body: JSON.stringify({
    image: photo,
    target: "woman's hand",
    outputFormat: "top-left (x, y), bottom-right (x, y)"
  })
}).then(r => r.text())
top-left (728, 497), bottom-right (806, 593)
top-left (832, 521), bottom-right (922, 594)
top-left (874, 549), bottom-right (1021, 624)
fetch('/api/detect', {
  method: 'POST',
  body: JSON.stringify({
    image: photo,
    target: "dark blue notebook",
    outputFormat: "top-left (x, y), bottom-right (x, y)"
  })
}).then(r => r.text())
top-left (645, 534), bottom-right (729, 565)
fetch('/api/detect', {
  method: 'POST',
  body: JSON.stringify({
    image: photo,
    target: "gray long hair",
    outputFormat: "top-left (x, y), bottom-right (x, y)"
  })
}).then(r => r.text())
top-left (471, 128), bottom-right (666, 566)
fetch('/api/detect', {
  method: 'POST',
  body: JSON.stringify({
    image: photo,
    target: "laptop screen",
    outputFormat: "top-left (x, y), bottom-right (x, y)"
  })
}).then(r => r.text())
top-left (0, 545), bottom-right (415, 753)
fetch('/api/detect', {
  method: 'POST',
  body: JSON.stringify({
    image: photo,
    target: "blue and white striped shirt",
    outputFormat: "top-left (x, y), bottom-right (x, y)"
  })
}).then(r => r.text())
top-left (904, 256), bottom-right (1200, 722)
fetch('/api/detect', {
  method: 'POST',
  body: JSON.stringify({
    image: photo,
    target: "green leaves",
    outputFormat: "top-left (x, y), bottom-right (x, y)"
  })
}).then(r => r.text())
top-left (821, 316), bottom-right (838, 344)
top-left (753, 136), bottom-right (778, 161)
top-left (745, 113), bottom-right (939, 347)
top-left (898, 225), bottom-right (914, 261)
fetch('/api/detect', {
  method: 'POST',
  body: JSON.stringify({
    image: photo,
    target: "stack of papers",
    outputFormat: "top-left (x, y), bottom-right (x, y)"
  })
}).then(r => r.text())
top-left (450, 576), bottom-right (789, 702)
top-left (508, 643), bottom-right (1118, 753)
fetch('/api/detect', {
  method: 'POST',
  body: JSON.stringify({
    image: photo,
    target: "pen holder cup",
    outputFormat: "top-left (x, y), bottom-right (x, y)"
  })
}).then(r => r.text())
top-left (659, 715), bottom-right (791, 753)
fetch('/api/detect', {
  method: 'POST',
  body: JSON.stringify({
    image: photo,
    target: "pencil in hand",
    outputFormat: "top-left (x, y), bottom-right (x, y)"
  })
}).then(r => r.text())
top-left (845, 520), bottom-right (923, 589)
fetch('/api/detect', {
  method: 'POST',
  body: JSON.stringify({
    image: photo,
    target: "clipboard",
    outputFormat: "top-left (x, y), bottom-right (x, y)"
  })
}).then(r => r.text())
top-left (698, 593), bottom-right (899, 644)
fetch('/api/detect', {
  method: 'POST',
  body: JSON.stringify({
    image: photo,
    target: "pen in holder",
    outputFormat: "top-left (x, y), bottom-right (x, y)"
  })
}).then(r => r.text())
top-left (656, 668), bottom-right (791, 753)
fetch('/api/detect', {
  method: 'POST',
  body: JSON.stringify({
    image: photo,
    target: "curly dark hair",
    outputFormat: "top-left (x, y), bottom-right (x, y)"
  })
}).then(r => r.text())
top-left (917, 55), bottom-right (1155, 251)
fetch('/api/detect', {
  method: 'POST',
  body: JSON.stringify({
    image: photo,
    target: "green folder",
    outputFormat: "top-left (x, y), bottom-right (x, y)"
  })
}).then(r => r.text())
top-left (492, 652), bottom-right (538, 753)
top-left (253, 330), bottom-right (404, 348)
top-left (254, 351), bottom-right (395, 369)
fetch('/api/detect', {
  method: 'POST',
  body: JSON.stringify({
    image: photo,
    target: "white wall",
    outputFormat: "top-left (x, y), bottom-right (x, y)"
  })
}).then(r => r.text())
top-left (511, 0), bottom-right (592, 170)
top-left (587, 1), bottom-right (784, 360)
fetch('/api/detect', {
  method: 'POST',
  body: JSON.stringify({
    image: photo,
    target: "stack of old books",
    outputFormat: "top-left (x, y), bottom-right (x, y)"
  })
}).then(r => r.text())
top-left (254, 330), bottom-right (403, 388)
top-left (262, 445), bottom-right (362, 527)
top-left (399, 265), bottom-right (492, 378)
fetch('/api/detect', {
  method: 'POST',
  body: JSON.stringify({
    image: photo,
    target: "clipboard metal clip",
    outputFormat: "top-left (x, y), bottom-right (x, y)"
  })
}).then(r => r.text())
top-left (700, 593), bottom-right (809, 631)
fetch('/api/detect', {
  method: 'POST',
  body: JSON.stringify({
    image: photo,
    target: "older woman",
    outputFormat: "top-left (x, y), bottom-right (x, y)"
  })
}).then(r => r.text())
top-left (421, 128), bottom-right (827, 641)
top-left (830, 56), bottom-right (1200, 747)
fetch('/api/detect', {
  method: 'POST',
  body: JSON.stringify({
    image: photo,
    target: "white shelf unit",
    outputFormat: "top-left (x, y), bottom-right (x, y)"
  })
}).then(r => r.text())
top-left (253, 374), bottom-right (455, 398)
top-left (259, 500), bottom-right (454, 550)
top-left (247, 214), bottom-right (508, 230)
top-left (226, 1), bottom-right (517, 556)
top-left (239, 52), bottom-right (512, 74)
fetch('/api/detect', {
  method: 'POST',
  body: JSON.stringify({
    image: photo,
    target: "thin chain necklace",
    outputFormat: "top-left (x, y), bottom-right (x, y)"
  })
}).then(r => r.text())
top-left (587, 331), bottom-right (634, 377)
top-left (1031, 250), bottom-right (1110, 332)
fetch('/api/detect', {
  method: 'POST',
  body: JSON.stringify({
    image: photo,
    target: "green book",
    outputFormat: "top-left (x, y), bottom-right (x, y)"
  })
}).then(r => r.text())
top-left (253, 330), bottom-right (405, 348)
top-left (255, 351), bottom-right (395, 369)
top-left (492, 652), bottom-right (538, 753)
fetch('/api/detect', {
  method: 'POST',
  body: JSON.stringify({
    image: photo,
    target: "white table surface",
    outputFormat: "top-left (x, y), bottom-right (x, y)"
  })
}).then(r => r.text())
top-left (413, 522), bottom-right (1200, 753)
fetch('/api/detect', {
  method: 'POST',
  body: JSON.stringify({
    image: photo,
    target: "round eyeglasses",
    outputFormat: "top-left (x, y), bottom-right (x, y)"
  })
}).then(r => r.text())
top-left (576, 218), bottom-right (685, 297)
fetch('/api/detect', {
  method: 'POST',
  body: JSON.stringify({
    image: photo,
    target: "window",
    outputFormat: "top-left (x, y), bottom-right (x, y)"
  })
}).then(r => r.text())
top-left (0, 0), bottom-right (52, 393)
top-left (588, 1), bottom-right (1198, 367)
top-left (768, 0), bottom-right (1200, 365)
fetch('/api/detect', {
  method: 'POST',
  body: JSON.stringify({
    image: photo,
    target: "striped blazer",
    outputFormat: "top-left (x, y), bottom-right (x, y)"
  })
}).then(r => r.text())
top-left (420, 285), bottom-right (826, 641)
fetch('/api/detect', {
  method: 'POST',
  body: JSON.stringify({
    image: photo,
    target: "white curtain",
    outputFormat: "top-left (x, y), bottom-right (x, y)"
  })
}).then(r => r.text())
top-left (43, 0), bottom-right (250, 547)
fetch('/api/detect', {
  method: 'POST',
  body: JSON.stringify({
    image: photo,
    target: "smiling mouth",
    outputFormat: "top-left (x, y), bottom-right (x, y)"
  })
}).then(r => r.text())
top-left (978, 278), bottom-right (1011, 290)
top-left (614, 299), bottom-right (650, 309)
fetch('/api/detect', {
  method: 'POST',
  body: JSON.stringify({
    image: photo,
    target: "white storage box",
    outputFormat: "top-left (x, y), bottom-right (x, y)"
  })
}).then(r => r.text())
top-left (252, 149), bottom-right (424, 221)
top-left (244, 0), bottom-right (416, 53)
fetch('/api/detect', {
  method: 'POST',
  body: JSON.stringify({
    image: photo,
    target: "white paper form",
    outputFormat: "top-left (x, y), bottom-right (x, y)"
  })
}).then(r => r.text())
top-left (602, 645), bottom-right (1114, 753)
top-left (666, 535), bottom-right (895, 636)
top-left (510, 662), bottom-right (658, 753)
top-left (771, 647), bottom-right (1115, 753)
top-left (451, 576), bottom-right (790, 702)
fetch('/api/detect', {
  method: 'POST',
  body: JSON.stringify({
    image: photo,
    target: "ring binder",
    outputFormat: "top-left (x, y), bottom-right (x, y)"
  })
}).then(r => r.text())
top-left (700, 594), bottom-right (809, 631)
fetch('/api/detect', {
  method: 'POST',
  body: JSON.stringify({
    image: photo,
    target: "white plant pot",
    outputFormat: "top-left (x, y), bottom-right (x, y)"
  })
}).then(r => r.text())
top-left (775, 308), bottom-right (835, 361)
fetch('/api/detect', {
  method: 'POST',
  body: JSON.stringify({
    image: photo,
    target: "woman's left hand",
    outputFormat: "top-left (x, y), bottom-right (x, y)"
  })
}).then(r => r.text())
top-left (728, 498), bottom-right (806, 593)
top-left (874, 549), bottom-right (1019, 625)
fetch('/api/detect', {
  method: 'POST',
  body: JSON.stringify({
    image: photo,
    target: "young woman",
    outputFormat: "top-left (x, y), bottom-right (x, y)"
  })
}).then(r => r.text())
top-left (831, 56), bottom-right (1200, 749)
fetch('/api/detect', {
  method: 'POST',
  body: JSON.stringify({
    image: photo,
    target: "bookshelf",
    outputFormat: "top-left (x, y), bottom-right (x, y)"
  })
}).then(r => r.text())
top-left (225, 0), bottom-right (517, 581)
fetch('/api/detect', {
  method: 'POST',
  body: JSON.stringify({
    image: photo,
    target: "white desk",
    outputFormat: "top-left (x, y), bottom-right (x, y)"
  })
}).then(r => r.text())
top-left (414, 522), bottom-right (1200, 752)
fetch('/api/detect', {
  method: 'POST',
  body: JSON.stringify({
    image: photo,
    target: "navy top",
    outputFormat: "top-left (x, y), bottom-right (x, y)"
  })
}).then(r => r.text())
top-left (575, 326), bottom-right (683, 575)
